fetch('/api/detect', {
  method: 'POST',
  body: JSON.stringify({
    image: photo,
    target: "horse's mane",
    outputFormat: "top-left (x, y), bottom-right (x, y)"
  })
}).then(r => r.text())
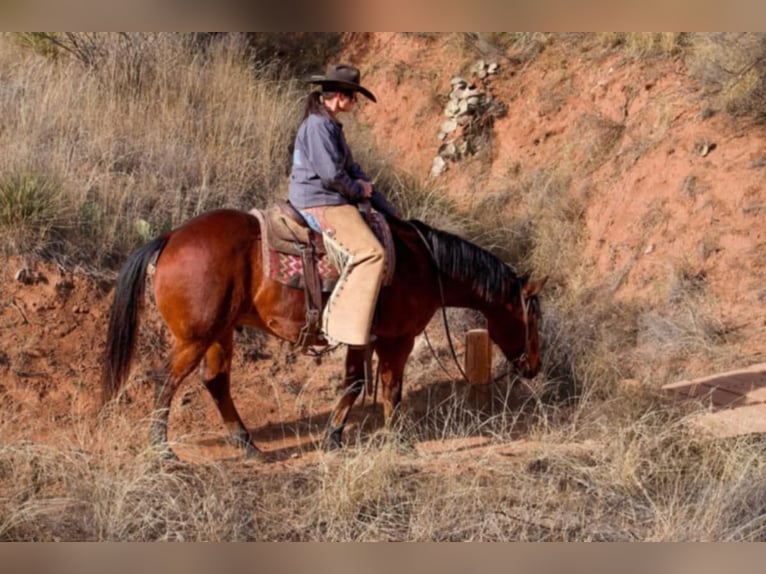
top-left (405, 219), bottom-right (520, 304)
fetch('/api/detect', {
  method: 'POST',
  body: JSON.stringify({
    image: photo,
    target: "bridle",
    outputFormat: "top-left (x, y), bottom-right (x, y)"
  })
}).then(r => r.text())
top-left (513, 278), bottom-right (540, 374)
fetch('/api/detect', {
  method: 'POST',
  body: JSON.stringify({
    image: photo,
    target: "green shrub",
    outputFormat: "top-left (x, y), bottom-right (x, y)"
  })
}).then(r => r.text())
top-left (0, 173), bottom-right (64, 255)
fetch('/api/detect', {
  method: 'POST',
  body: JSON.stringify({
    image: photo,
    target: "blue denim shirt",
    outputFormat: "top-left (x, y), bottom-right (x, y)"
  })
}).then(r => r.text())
top-left (288, 113), bottom-right (367, 209)
top-left (288, 112), bottom-right (398, 218)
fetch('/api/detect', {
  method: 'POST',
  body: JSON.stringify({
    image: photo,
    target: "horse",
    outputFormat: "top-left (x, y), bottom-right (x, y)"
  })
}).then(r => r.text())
top-left (101, 208), bottom-right (546, 460)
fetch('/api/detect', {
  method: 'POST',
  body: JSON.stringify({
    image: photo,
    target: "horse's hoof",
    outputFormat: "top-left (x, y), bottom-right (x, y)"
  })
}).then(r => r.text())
top-left (394, 436), bottom-right (417, 455)
top-left (323, 434), bottom-right (343, 452)
top-left (152, 444), bottom-right (179, 462)
top-left (244, 444), bottom-right (267, 461)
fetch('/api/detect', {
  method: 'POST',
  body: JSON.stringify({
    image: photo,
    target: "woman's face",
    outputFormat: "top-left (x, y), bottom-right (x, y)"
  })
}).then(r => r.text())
top-left (323, 91), bottom-right (357, 117)
top-left (337, 91), bottom-right (357, 113)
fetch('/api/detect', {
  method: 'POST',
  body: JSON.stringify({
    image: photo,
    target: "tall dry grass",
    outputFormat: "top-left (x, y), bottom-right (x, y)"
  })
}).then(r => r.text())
top-left (0, 32), bottom-right (467, 266)
top-left (595, 33), bottom-right (766, 124)
top-left (2, 384), bottom-right (766, 541)
top-left (600, 33), bottom-right (688, 58)
top-left (687, 33), bottom-right (766, 122)
top-left (0, 33), bottom-right (303, 265)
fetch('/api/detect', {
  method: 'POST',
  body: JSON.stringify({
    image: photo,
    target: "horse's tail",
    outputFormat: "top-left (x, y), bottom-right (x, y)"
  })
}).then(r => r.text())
top-left (101, 235), bottom-right (170, 406)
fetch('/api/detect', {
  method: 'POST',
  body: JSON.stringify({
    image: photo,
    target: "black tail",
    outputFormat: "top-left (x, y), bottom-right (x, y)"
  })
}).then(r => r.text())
top-left (101, 235), bottom-right (169, 405)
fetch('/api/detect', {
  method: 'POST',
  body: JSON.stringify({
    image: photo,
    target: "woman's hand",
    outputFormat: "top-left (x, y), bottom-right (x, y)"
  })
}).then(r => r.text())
top-left (357, 180), bottom-right (373, 199)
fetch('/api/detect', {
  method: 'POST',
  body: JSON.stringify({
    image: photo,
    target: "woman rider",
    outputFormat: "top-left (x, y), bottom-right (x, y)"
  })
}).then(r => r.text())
top-left (288, 64), bottom-right (399, 348)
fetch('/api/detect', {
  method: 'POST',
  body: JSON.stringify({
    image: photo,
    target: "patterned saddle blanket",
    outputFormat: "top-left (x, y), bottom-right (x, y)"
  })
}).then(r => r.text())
top-left (249, 203), bottom-right (396, 292)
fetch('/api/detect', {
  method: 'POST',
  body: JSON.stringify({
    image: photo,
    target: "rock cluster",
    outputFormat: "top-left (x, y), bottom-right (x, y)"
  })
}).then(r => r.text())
top-left (431, 60), bottom-right (505, 177)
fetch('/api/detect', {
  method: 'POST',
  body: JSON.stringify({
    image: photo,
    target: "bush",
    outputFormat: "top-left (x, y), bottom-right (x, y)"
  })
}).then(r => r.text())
top-left (688, 33), bottom-right (766, 122)
top-left (601, 32), bottom-right (688, 58)
top-left (0, 173), bottom-right (65, 255)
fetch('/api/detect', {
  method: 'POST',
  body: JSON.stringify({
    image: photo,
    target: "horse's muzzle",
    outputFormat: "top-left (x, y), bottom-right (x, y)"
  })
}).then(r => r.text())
top-left (512, 353), bottom-right (538, 379)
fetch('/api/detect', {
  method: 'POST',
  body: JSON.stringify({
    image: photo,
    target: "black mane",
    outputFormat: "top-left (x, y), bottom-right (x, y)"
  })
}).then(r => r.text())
top-left (407, 219), bottom-right (520, 304)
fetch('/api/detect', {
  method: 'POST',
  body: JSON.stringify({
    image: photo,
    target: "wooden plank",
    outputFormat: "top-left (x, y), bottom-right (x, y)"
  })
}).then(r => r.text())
top-left (663, 364), bottom-right (766, 437)
top-left (663, 381), bottom-right (750, 408)
top-left (690, 404), bottom-right (766, 438)
top-left (707, 372), bottom-right (766, 401)
top-left (663, 363), bottom-right (766, 406)
top-left (664, 363), bottom-right (766, 391)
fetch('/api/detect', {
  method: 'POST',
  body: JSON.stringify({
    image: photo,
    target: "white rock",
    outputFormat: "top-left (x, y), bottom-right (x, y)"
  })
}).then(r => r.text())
top-left (430, 155), bottom-right (447, 177)
top-left (466, 95), bottom-right (482, 109)
top-left (445, 100), bottom-right (460, 117)
top-left (440, 119), bottom-right (458, 133)
top-left (438, 142), bottom-right (457, 158)
top-left (15, 268), bottom-right (32, 284)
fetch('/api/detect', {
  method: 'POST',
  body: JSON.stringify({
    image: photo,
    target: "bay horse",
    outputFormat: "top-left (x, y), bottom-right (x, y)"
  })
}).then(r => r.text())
top-left (101, 208), bottom-right (546, 459)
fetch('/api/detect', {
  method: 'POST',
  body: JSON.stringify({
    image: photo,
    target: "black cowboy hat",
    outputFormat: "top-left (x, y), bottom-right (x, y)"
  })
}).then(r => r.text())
top-left (309, 64), bottom-right (377, 103)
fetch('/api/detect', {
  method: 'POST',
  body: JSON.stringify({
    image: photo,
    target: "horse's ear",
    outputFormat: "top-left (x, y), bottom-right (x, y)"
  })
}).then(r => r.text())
top-left (523, 276), bottom-right (548, 298)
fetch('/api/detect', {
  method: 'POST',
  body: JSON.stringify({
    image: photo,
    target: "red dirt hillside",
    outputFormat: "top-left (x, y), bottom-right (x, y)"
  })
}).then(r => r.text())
top-left (350, 33), bottom-right (765, 366)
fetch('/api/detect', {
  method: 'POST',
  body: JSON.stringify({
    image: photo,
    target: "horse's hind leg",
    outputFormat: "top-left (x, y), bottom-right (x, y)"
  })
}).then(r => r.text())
top-left (201, 331), bottom-right (262, 459)
top-left (324, 346), bottom-right (368, 450)
top-left (152, 340), bottom-right (207, 458)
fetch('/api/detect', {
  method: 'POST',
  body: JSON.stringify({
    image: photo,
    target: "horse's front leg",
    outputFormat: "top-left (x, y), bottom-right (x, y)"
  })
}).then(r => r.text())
top-left (324, 346), bottom-right (369, 450)
top-left (376, 336), bottom-right (415, 428)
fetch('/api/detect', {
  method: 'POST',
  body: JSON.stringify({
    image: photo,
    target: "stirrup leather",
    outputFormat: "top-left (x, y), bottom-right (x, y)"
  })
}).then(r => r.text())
top-left (295, 239), bottom-right (326, 353)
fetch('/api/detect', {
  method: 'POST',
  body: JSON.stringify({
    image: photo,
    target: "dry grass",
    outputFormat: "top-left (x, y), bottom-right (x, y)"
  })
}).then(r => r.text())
top-left (3, 383), bottom-right (766, 541)
top-left (504, 169), bottom-right (587, 284)
top-left (573, 113), bottom-right (626, 174)
top-left (630, 260), bottom-right (734, 382)
top-left (0, 172), bottom-right (69, 256)
top-left (442, 33), bottom-right (550, 65)
top-left (0, 272), bottom-right (754, 542)
top-left (688, 33), bottom-right (766, 122)
top-left (0, 410), bottom-right (254, 541)
top-left (0, 33), bottom-right (303, 266)
top-left (600, 33), bottom-right (688, 58)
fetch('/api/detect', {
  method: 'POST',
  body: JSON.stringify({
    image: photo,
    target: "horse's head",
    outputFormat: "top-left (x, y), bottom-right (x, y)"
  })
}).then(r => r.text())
top-left (487, 275), bottom-right (547, 378)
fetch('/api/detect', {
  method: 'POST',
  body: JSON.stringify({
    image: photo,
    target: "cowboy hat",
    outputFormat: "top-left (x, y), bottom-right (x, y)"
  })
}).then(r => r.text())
top-left (309, 64), bottom-right (377, 103)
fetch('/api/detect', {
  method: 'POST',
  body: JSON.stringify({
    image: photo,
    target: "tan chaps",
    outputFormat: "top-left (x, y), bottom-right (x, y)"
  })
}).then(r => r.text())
top-left (302, 204), bottom-right (384, 346)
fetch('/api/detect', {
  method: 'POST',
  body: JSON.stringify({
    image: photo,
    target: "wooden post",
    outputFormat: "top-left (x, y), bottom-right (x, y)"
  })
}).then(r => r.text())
top-left (465, 329), bottom-right (492, 410)
top-left (465, 329), bottom-right (492, 385)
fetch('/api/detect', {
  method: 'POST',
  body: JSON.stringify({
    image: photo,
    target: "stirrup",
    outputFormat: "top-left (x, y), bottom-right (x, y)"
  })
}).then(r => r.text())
top-left (300, 330), bottom-right (340, 358)
top-left (297, 330), bottom-right (326, 352)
